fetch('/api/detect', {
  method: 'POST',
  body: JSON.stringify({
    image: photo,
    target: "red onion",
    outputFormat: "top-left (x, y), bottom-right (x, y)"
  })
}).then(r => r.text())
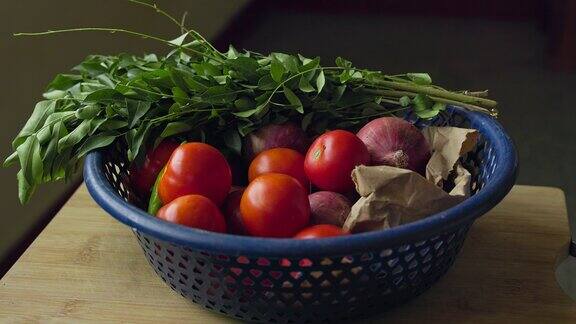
top-left (308, 191), bottom-right (351, 227)
top-left (244, 122), bottom-right (309, 161)
top-left (222, 188), bottom-right (248, 235)
top-left (357, 117), bottom-right (430, 174)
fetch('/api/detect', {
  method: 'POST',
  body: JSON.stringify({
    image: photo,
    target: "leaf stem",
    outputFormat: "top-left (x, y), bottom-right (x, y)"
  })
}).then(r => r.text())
top-left (262, 66), bottom-right (346, 109)
top-left (361, 88), bottom-right (494, 114)
top-left (15, 27), bottom-right (169, 44)
top-left (342, 107), bottom-right (409, 120)
top-left (127, 0), bottom-right (184, 31)
top-left (126, 0), bottom-right (223, 56)
top-left (367, 77), bottom-right (498, 109)
top-left (14, 28), bottom-right (222, 62)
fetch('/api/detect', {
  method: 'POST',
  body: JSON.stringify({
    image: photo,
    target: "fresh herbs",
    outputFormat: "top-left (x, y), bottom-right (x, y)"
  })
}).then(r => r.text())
top-left (3, 2), bottom-right (498, 203)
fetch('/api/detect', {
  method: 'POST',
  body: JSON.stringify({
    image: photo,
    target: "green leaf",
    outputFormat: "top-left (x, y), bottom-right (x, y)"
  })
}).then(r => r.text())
top-left (127, 125), bottom-right (151, 162)
top-left (168, 67), bottom-right (191, 91)
top-left (257, 74), bottom-right (276, 90)
top-left (213, 75), bottom-right (228, 85)
top-left (413, 94), bottom-right (434, 112)
top-left (45, 111), bottom-right (75, 125)
top-left (233, 101), bottom-right (267, 118)
top-left (283, 86), bottom-right (303, 113)
top-left (339, 70), bottom-right (353, 83)
top-left (272, 53), bottom-right (300, 73)
top-left (432, 102), bottom-right (447, 111)
top-left (407, 73), bottom-right (432, 85)
top-left (171, 87), bottom-right (189, 105)
top-left (16, 136), bottom-right (43, 203)
top-left (183, 75), bottom-right (209, 91)
top-left (147, 168), bottom-right (165, 215)
top-left (72, 57), bottom-right (107, 76)
top-left (298, 54), bottom-right (313, 65)
top-left (233, 108), bottom-right (258, 118)
top-left (202, 85), bottom-right (237, 104)
top-left (168, 32), bottom-right (189, 46)
top-left (58, 119), bottom-right (91, 152)
top-left (414, 99), bottom-right (446, 119)
top-left (42, 90), bottom-right (67, 100)
top-left (270, 59), bottom-right (285, 83)
top-left (96, 74), bottom-right (115, 88)
top-left (298, 76), bottom-right (315, 93)
top-left (335, 57), bottom-right (352, 68)
top-left (17, 170), bottom-right (33, 204)
top-left (399, 96), bottom-right (411, 107)
top-left (3, 151), bottom-right (18, 167)
top-left (144, 53), bottom-right (158, 62)
top-left (331, 85), bottom-right (346, 103)
top-left (226, 45), bottom-right (239, 59)
top-left (90, 118), bottom-right (108, 135)
top-left (46, 74), bottom-right (82, 91)
top-left (160, 122), bottom-right (191, 137)
top-left (227, 57), bottom-right (260, 81)
top-left (192, 62), bottom-right (221, 77)
top-left (37, 123), bottom-right (53, 145)
top-left (12, 100), bottom-right (57, 149)
top-left (415, 109), bottom-right (441, 119)
top-left (238, 122), bottom-right (255, 136)
top-left (76, 133), bottom-right (117, 158)
top-left (42, 121), bottom-right (66, 181)
top-left (126, 100), bottom-right (152, 128)
top-left (316, 70), bottom-right (325, 94)
top-left (99, 119), bottom-right (128, 131)
top-left (75, 104), bottom-right (101, 120)
top-left (234, 97), bottom-right (255, 111)
top-left (84, 89), bottom-right (123, 102)
top-left (301, 57), bottom-right (320, 73)
top-left (223, 129), bottom-right (242, 155)
top-left (302, 112), bottom-right (314, 131)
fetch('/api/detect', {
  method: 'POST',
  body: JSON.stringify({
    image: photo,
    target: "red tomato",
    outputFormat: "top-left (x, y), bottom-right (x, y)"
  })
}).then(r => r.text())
top-left (222, 188), bottom-right (248, 235)
top-left (248, 148), bottom-right (309, 188)
top-left (304, 130), bottom-right (370, 192)
top-left (158, 142), bottom-right (232, 206)
top-left (157, 195), bottom-right (226, 233)
top-left (240, 173), bottom-right (310, 237)
top-left (294, 224), bottom-right (348, 239)
top-left (130, 139), bottom-right (179, 198)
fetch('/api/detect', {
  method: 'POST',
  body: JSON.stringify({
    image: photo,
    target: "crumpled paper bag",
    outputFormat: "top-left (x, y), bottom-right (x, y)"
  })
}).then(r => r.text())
top-left (422, 127), bottom-right (479, 187)
top-left (343, 127), bottom-right (478, 233)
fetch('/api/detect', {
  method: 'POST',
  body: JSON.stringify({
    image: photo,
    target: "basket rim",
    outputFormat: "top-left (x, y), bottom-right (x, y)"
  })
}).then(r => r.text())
top-left (84, 106), bottom-right (518, 257)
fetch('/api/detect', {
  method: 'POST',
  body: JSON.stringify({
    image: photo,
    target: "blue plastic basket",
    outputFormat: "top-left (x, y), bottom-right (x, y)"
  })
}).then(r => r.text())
top-left (84, 106), bottom-right (518, 323)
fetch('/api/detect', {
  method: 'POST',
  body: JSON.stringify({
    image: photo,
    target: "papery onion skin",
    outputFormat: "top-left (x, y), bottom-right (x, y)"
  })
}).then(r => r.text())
top-left (244, 123), bottom-right (309, 161)
top-left (357, 117), bottom-right (431, 174)
top-left (222, 188), bottom-right (248, 235)
top-left (308, 191), bottom-right (351, 227)
top-left (357, 117), bottom-right (430, 174)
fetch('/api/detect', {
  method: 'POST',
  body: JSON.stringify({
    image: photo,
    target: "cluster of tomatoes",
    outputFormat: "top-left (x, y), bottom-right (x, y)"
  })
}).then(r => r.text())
top-left (130, 129), bottom-right (371, 239)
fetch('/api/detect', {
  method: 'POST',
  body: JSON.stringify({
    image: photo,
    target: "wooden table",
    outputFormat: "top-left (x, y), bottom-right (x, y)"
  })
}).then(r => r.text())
top-left (1, 185), bottom-right (574, 323)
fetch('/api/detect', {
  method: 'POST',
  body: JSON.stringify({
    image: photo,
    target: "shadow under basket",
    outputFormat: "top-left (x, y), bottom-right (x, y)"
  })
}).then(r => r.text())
top-left (84, 106), bottom-right (518, 323)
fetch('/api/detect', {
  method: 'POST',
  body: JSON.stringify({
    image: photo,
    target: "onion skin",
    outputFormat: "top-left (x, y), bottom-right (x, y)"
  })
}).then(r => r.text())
top-left (222, 188), bottom-right (248, 235)
top-left (308, 191), bottom-right (351, 227)
top-left (357, 117), bottom-right (431, 174)
top-left (244, 123), bottom-right (309, 161)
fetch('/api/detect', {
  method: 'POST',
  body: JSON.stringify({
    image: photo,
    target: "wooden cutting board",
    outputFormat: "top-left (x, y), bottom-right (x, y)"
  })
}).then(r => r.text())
top-left (0, 185), bottom-right (574, 323)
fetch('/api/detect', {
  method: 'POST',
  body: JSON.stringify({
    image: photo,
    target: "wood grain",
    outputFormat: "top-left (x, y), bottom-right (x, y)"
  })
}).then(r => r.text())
top-left (0, 185), bottom-right (574, 323)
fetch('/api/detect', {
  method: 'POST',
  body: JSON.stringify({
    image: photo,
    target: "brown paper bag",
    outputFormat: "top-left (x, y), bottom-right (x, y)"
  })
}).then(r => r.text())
top-left (422, 127), bottom-right (479, 187)
top-left (343, 127), bottom-right (478, 233)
